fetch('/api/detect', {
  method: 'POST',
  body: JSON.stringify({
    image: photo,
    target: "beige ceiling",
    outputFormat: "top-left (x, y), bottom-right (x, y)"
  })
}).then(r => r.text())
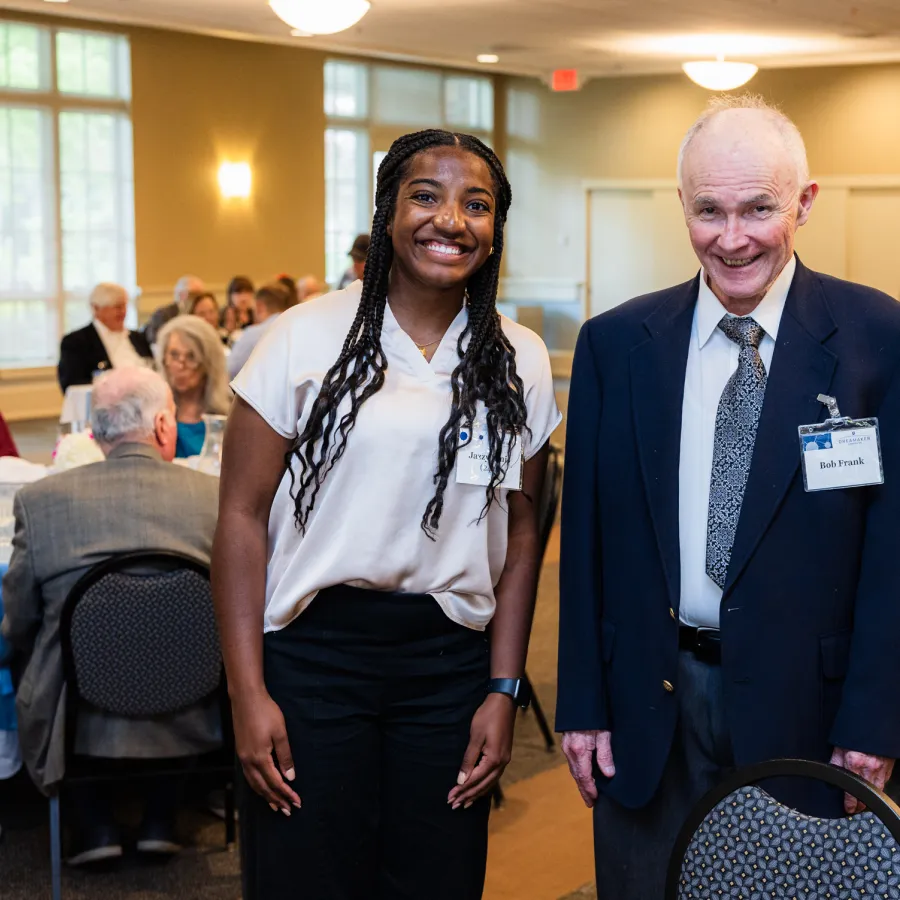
top-left (3, 0), bottom-right (900, 79)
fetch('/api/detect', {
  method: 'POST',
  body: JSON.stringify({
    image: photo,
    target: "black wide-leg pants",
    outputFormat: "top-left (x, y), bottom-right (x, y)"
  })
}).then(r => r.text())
top-left (240, 585), bottom-right (492, 900)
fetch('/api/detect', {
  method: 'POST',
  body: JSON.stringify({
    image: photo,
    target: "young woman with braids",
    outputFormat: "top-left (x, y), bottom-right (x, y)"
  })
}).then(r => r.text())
top-left (212, 129), bottom-right (561, 898)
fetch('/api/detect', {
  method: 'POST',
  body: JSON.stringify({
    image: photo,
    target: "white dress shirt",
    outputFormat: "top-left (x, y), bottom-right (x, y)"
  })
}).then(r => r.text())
top-left (678, 256), bottom-right (796, 628)
top-left (93, 319), bottom-right (144, 371)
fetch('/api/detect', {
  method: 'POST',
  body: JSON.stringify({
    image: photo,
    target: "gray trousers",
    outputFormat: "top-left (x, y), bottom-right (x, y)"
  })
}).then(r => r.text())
top-left (593, 651), bottom-right (735, 900)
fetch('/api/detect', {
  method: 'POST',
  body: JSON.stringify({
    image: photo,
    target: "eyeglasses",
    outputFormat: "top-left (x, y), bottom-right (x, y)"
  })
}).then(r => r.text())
top-left (164, 349), bottom-right (202, 370)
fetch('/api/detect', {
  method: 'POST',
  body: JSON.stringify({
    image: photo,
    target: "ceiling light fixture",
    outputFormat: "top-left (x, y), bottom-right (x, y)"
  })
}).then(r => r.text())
top-left (42, 0), bottom-right (71, 4)
top-left (682, 55), bottom-right (759, 91)
top-left (477, 54), bottom-right (499, 64)
top-left (269, 0), bottom-right (371, 36)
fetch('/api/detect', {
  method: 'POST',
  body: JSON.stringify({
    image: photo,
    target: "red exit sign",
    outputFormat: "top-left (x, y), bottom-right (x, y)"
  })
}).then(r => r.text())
top-left (551, 69), bottom-right (579, 91)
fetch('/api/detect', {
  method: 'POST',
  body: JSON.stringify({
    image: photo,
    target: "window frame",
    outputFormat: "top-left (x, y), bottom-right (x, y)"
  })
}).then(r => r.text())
top-left (0, 18), bottom-right (133, 369)
top-left (324, 59), bottom-right (494, 286)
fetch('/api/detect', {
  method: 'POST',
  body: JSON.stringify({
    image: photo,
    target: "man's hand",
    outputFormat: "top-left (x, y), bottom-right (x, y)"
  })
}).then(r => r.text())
top-left (561, 730), bottom-right (615, 808)
top-left (830, 747), bottom-right (896, 814)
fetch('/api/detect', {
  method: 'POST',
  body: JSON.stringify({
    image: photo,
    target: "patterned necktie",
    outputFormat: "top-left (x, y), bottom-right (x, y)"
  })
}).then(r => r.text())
top-left (706, 316), bottom-right (767, 589)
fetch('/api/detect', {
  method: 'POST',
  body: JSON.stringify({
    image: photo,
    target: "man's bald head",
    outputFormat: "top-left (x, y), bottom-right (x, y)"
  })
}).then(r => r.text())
top-left (676, 94), bottom-right (819, 314)
top-left (678, 95), bottom-right (809, 192)
top-left (91, 367), bottom-right (178, 460)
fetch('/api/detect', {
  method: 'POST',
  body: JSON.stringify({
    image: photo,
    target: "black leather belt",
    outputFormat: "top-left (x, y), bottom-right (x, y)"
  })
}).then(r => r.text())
top-left (678, 626), bottom-right (722, 665)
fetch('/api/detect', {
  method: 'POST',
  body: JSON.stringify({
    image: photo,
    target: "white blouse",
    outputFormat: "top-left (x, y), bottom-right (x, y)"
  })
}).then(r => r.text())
top-left (232, 283), bottom-right (562, 633)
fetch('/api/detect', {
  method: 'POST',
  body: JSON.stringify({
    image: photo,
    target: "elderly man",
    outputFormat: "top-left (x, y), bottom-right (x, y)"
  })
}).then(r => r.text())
top-left (1, 367), bottom-right (220, 865)
top-left (558, 94), bottom-right (900, 898)
top-left (226, 282), bottom-right (292, 379)
top-left (144, 273), bottom-right (205, 345)
top-left (57, 282), bottom-right (153, 393)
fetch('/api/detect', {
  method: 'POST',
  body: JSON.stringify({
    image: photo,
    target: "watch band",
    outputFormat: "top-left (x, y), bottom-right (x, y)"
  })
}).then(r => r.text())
top-left (488, 677), bottom-right (531, 709)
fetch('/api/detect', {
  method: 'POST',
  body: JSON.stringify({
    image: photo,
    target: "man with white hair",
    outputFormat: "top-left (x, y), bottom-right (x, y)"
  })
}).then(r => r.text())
top-left (558, 95), bottom-right (900, 897)
top-left (143, 273), bottom-right (206, 345)
top-left (1, 367), bottom-right (220, 865)
top-left (57, 282), bottom-right (153, 393)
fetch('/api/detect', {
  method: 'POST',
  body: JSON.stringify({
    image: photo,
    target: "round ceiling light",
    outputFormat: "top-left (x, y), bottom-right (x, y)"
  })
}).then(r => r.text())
top-left (477, 54), bottom-right (500, 64)
top-left (682, 59), bottom-right (759, 91)
top-left (269, 0), bottom-right (371, 35)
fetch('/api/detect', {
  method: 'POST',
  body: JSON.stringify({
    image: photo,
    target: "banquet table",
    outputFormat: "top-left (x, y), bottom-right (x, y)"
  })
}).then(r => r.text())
top-left (0, 562), bottom-right (22, 778)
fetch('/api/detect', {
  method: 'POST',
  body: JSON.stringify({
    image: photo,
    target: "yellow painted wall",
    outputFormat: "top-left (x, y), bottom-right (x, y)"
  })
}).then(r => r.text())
top-left (129, 27), bottom-right (325, 294)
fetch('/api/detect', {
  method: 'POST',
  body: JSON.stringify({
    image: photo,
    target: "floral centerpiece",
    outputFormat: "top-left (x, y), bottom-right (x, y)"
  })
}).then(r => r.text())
top-left (52, 432), bottom-right (105, 471)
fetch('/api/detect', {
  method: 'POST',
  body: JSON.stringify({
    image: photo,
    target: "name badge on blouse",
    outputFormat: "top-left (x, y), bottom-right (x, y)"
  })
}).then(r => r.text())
top-left (799, 394), bottom-right (884, 492)
top-left (455, 415), bottom-right (523, 491)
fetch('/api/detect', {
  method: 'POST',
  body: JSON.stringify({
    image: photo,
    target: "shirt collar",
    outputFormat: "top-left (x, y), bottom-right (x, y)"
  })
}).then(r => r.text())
top-left (93, 319), bottom-right (129, 340)
top-left (696, 255), bottom-right (796, 350)
top-left (382, 298), bottom-right (469, 372)
top-left (105, 442), bottom-right (162, 462)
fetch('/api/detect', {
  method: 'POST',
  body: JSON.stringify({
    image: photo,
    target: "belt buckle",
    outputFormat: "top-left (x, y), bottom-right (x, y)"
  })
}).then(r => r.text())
top-left (695, 626), bottom-right (720, 642)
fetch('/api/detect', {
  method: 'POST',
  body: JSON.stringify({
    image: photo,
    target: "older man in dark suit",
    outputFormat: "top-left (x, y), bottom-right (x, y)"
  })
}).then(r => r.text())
top-left (1, 367), bottom-right (220, 865)
top-left (57, 282), bottom-right (154, 392)
top-left (558, 95), bottom-right (900, 898)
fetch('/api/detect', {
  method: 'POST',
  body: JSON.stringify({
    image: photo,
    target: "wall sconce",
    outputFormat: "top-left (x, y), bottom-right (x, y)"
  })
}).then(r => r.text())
top-left (218, 162), bottom-right (252, 199)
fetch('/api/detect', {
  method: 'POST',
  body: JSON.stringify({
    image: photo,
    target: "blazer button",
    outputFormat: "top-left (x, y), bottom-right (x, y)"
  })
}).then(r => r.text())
top-left (669, 607), bottom-right (676, 620)
top-left (662, 680), bottom-right (675, 693)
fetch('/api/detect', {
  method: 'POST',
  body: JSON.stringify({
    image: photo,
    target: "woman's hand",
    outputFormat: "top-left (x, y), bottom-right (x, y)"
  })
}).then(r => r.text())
top-left (447, 693), bottom-right (517, 809)
top-left (232, 688), bottom-right (302, 815)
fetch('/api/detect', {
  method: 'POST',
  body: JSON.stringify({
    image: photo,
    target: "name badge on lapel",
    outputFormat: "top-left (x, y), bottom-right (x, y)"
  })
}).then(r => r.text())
top-left (455, 413), bottom-right (523, 491)
top-left (799, 394), bottom-right (884, 492)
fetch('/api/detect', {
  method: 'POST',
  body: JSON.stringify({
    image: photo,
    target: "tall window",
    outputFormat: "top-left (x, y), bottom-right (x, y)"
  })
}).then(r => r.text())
top-left (0, 20), bottom-right (134, 368)
top-left (324, 60), bottom-right (493, 286)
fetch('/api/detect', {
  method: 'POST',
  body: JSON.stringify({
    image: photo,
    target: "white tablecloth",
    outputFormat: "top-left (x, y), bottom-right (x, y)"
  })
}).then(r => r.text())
top-left (60, 385), bottom-right (93, 427)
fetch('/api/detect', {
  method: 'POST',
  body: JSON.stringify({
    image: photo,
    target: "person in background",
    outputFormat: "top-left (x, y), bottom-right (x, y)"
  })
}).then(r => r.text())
top-left (220, 304), bottom-right (239, 339)
top-left (225, 276), bottom-right (256, 330)
top-left (1, 367), bottom-right (221, 865)
top-left (58, 283), bottom-right (153, 393)
top-left (275, 275), bottom-right (300, 308)
top-left (337, 233), bottom-right (369, 289)
top-left (227, 283), bottom-right (292, 379)
top-left (189, 292), bottom-right (220, 330)
top-left (189, 291), bottom-right (231, 345)
top-left (0, 412), bottom-right (18, 457)
top-left (143, 274), bottom-right (205, 346)
top-left (158, 316), bottom-right (231, 458)
top-left (297, 275), bottom-right (328, 302)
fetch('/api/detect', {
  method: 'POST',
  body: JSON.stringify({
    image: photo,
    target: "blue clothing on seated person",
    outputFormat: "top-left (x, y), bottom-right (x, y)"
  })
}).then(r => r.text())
top-left (176, 420), bottom-right (206, 458)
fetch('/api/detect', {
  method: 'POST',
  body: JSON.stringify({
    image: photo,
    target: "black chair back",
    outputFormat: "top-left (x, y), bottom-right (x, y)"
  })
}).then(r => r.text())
top-left (60, 551), bottom-right (222, 726)
top-left (667, 758), bottom-right (900, 899)
top-left (537, 443), bottom-right (562, 564)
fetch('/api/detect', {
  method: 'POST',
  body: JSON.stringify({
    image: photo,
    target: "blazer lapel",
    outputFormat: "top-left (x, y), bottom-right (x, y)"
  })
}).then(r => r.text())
top-left (86, 324), bottom-right (112, 369)
top-left (630, 276), bottom-right (699, 610)
top-left (724, 259), bottom-right (838, 594)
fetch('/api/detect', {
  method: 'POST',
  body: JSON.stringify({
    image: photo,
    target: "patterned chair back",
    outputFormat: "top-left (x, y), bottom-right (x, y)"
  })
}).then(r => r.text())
top-left (60, 552), bottom-right (222, 719)
top-left (667, 759), bottom-right (900, 899)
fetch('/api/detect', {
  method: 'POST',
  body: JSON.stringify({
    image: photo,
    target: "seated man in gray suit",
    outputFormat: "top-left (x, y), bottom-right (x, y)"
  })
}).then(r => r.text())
top-left (1, 367), bottom-right (221, 865)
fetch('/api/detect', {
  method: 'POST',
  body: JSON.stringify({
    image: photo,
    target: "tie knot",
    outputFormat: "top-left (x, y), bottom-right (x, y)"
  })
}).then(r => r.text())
top-left (718, 315), bottom-right (765, 350)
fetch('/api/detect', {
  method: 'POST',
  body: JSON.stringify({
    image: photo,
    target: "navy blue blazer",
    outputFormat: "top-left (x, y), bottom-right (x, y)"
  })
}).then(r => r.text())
top-left (557, 258), bottom-right (900, 814)
top-left (57, 323), bottom-right (153, 393)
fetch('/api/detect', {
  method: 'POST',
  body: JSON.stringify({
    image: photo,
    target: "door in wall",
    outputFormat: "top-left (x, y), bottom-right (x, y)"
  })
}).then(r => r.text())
top-left (588, 186), bottom-right (699, 318)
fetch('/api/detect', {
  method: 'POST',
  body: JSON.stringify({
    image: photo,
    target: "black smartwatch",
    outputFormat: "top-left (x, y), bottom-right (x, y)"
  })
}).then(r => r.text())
top-left (488, 677), bottom-right (531, 709)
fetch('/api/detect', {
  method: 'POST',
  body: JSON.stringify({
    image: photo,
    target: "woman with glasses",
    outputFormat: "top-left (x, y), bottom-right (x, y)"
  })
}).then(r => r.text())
top-left (158, 316), bottom-right (231, 458)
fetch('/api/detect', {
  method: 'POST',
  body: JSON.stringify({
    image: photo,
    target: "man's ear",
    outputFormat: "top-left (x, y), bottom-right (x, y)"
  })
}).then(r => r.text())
top-left (796, 181), bottom-right (819, 228)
